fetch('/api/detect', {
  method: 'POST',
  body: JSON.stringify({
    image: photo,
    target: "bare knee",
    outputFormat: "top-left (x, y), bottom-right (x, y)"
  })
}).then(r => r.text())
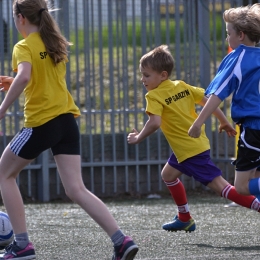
top-left (64, 184), bottom-right (85, 202)
top-left (161, 163), bottom-right (181, 181)
top-left (234, 183), bottom-right (249, 195)
top-left (161, 169), bottom-right (172, 181)
top-left (234, 170), bottom-right (255, 195)
top-left (161, 168), bottom-right (174, 181)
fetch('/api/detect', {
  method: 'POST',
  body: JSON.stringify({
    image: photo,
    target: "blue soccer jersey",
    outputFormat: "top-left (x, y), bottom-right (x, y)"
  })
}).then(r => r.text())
top-left (205, 44), bottom-right (260, 127)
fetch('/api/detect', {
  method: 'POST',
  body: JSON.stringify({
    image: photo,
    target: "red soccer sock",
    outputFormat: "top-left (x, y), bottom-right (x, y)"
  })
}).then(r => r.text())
top-left (164, 178), bottom-right (191, 222)
top-left (222, 184), bottom-right (260, 211)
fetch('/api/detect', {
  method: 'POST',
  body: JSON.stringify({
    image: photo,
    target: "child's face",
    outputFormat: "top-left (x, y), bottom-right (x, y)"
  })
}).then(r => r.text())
top-left (226, 23), bottom-right (241, 49)
top-left (139, 65), bottom-right (166, 91)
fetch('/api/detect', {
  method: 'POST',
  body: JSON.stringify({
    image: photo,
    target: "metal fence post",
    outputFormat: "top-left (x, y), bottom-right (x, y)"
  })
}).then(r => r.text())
top-left (198, 0), bottom-right (212, 144)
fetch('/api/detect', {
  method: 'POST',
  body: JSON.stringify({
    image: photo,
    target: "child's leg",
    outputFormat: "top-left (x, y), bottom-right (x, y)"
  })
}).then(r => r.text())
top-left (55, 154), bottom-right (138, 259)
top-left (251, 169), bottom-right (260, 200)
top-left (51, 114), bottom-right (138, 259)
top-left (55, 154), bottom-right (120, 236)
top-left (162, 163), bottom-right (191, 222)
top-left (247, 169), bottom-right (260, 200)
top-left (235, 168), bottom-right (257, 195)
top-left (233, 127), bottom-right (260, 197)
top-left (208, 176), bottom-right (260, 211)
top-left (0, 145), bottom-right (33, 248)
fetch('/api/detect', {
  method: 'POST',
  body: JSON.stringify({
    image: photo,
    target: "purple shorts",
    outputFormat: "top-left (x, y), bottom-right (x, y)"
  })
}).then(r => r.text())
top-left (167, 150), bottom-right (222, 186)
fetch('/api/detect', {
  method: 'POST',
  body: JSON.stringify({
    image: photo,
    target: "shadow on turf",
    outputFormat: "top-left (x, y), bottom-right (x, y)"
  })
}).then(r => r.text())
top-left (191, 243), bottom-right (260, 251)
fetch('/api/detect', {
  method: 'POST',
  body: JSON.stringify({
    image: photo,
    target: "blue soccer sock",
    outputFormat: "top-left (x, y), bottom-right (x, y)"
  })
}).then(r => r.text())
top-left (248, 178), bottom-right (260, 199)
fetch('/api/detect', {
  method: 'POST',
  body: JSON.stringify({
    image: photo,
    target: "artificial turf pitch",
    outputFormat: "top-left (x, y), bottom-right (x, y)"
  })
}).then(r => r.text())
top-left (2, 192), bottom-right (260, 259)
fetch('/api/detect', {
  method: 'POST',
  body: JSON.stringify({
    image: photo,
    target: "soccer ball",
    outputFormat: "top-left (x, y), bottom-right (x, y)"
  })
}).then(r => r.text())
top-left (0, 212), bottom-right (13, 248)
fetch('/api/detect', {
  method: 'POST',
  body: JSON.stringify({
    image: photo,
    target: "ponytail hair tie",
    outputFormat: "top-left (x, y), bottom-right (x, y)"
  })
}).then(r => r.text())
top-left (39, 8), bottom-right (46, 15)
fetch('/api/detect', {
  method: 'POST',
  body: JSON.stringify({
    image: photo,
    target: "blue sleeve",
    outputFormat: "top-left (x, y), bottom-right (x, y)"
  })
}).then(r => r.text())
top-left (205, 47), bottom-right (243, 100)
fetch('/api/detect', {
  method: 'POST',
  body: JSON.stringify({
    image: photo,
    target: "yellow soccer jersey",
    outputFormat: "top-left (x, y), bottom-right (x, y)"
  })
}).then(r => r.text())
top-left (12, 32), bottom-right (80, 127)
top-left (145, 79), bottom-right (210, 163)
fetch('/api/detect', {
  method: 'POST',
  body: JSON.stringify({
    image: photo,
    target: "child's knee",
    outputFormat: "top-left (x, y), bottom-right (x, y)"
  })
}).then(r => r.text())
top-left (161, 170), bottom-right (178, 182)
top-left (234, 183), bottom-right (249, 195)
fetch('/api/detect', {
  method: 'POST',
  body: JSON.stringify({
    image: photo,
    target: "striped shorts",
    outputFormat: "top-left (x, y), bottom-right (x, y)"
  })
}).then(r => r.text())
top-left (10, 113), bottom-right (80, 160)
top-left (234, 126), bottom-right (260, 171)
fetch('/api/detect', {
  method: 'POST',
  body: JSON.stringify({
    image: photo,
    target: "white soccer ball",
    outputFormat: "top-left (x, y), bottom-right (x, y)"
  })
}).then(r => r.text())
top-left (0, 212), bottom-right (13, 248)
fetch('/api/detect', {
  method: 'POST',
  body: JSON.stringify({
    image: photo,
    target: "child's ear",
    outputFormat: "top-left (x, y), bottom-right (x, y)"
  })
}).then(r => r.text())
top-left (18, 13), bottom-right (25, 24)
top-left (161, 71), bottom-right (168, 80)
top-left (239, 31), bottom-right (245, 41)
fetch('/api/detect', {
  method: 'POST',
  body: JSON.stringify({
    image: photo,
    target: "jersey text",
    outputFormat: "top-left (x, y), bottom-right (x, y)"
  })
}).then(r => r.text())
top-left (165, 89), bottom-right (190, 105)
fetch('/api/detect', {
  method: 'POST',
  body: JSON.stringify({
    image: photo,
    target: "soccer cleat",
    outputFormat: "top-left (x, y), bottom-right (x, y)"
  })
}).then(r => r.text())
top-left (112, 236), bottom-right (138, 260)
top-left (162, 215), bottom-right (196, 233)
top-left (0, 241), bottom-right (36, 259)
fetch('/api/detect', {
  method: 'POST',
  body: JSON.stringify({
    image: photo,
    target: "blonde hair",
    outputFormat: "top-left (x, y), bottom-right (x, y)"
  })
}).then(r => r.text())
top-left (13, 0), bottom-right (72, 64)
top-left (140, 45), bottom-right (174, 77)
top-left (223, 3), bottom-right (260, 43)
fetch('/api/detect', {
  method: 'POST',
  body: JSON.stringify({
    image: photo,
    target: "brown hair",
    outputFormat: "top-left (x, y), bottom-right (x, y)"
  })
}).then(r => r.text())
top-left (140, 45), bottom-right (174, 77)
top-left (223, 3), bottom-right (260, 43)
top-left (13, 0), bottom-right (72, 64)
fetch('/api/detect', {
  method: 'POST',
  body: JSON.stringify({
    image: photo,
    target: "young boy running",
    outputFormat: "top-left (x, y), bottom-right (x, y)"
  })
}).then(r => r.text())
top-left (188, 4), bottom-right (260, 202)
top-left (127, 45), bottom-right (260, 233)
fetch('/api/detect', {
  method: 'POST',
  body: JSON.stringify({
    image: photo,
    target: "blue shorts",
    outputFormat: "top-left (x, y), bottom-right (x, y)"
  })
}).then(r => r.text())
top-left (167, 150), bottom-right (222, 186)
top-left (10, 113), bottom-right (80, 160)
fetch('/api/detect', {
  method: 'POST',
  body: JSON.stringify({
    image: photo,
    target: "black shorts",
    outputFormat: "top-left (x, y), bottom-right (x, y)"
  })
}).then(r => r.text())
top-left (10, 113), bottom-right (80, 160)
top-left (234, 126), bottom-right (260, 171)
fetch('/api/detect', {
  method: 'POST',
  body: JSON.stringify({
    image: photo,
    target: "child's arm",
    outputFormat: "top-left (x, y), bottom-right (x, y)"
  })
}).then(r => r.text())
top-left (127, 114), bottom-right (161, 144)
top-left (0, 62), bottom-right (31, 120)
top-left (189, 95), bottom-right (236, 138)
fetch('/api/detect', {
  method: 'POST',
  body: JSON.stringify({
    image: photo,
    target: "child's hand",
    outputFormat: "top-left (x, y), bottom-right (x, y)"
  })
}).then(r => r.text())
top-left (219, 122), bottom-right (237, 137)
top-left (127, 128), bottom-right (139, 144)
top-left (188, 124), bottom-right (201, 138)
top-left (0, 76), bottom-right (14, 91)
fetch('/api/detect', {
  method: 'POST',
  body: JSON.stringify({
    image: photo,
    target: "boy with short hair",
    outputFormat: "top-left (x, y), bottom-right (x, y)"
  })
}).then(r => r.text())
top-left (189, 4), bottom-right (260, 203)
top-left (127, 45), bottom-right (260, 232)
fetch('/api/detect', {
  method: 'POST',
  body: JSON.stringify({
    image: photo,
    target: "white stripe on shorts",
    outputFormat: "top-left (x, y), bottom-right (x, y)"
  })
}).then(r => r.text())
top-left (241, 128), bottom-right (260, 152)
top-left (10, 128), bottom-right (33, 155)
